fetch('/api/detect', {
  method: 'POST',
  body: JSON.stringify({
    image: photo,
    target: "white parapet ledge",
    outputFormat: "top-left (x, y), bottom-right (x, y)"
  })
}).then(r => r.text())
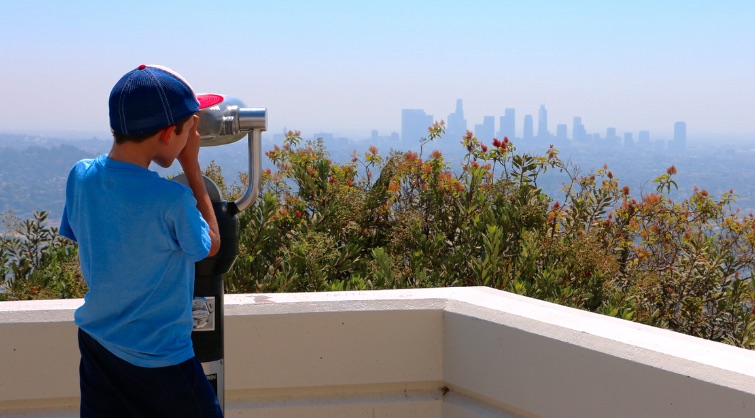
top-left (443, 287), bottom-right (755, 417)
top-left (2, 286), bottom-right (755, 417)
top-left (448, 287), bottom-right (755, 387)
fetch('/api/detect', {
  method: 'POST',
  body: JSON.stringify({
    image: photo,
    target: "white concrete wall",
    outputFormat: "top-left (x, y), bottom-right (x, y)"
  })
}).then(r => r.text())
top-left (2, 287), bottom-right (755, 417)
top-left (223, 291), bottom-right (447, 417)
top-left (444, 288), bottom-right (755, 417)
top-left (0, 299), bottom-right (80, 415)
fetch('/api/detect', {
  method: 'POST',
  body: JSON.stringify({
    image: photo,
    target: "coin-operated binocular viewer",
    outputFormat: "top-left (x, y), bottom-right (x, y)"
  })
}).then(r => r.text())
top-left (175, 94), bottom-right (266, 412)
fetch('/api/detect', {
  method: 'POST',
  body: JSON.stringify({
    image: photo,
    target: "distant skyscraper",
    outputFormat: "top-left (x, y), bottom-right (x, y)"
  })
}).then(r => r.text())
top-left (624, 132), bottom-right (634, 148)
top-left (572, 117), bottom-right (586, 141)
top-left (556, 124), bottom-right (567, 141)
top-left (606, 127), bottom-right (617, 140)
top-left (498, 108), bottom-right (515, 140)
top-left (474, 116), bottom-right (495, 141)
top-left (313, 132), bottom-right (335, 141)
top-left (523, 115), bottom-right (534, 140)
top-left (638, 130), bottom-right (650, 146)
top-left (401, 109), bottom-right (433, 143)
top-left (537, 105), bottom-right (549, 139)
top-left (606, 127), bottom-right (620, 146)
top-left (446, 99), bottom-right (467, 140)
top-left (674, 122), bottom-right (686, 140)
top-left (669, 121), bottom-right (687, 153)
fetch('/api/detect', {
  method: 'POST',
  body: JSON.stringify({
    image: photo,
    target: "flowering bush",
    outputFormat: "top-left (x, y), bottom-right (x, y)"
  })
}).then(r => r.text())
top-left (3, 125), bottom-right (755, 349)
top-left (217, 127), bottom-right (755, 348)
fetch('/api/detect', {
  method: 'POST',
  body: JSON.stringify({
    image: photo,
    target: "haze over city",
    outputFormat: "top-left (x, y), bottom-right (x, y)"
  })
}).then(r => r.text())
top-left (1, 1), bottom-right (754, 143)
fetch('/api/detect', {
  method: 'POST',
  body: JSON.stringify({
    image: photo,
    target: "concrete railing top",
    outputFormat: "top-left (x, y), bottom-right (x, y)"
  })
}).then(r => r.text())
top-left (222, 287), bottom-right (755, 383)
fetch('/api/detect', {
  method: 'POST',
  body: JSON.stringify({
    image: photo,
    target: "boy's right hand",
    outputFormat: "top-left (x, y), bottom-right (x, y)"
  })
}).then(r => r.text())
top-left (175, 113), bottom-right (221, 256)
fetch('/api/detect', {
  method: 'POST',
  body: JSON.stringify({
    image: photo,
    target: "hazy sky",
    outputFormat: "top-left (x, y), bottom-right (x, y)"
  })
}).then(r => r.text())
top-left (1, 0), bottom-right (753, 141)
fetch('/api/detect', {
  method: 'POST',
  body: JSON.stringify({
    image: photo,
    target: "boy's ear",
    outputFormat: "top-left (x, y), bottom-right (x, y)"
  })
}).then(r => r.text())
top-left (159, 125), bottom-right (176, 144)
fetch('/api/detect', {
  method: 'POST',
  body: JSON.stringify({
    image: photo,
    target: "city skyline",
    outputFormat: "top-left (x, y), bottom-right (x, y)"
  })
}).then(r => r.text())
top-left (1, 1), bottom-right (754, 141)
top-left (397, 100), bottom-right (687, 147)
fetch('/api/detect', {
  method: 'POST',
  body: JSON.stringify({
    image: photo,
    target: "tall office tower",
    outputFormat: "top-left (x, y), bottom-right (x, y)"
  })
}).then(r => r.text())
top-left (673, 121), bottom-right (687, 151)
top-left (523, 115), bottom-right (534, 140)
top-left (446, 99), bottom-right (467, 140)
top-left (624, 132), bottom-right (634, 148)
top-left (498, 108), bottom-right (516, 139)
top-left (313, 132), bottom-right (335, 141)
top-left (401, 109), bottom-right (434, 143)
top-left (556, 124), bottom-right (568, 141)
top-left (572, 117), bottom-right (587, 141)
top-left (474, 116), bottom-right (495, 141)
top-left (638, 130), bottom-right (650, 147)
top-left (606, 127), bottom-right (617, 140)
top-left (606, 127), bottom-right (620, 146)
top-left (537, 105), bottom-right (550, 139)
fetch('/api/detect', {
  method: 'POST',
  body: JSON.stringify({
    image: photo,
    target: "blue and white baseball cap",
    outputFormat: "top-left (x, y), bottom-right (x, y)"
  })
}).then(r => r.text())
top-left (109, 64), bottom-right (211, 135)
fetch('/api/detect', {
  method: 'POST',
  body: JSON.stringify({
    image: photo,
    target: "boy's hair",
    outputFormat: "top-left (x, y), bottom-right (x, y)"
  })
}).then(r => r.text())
top-left (109, 65), bottom-right (208, 137)
top-left (112, 113), bottom-right (194, 144)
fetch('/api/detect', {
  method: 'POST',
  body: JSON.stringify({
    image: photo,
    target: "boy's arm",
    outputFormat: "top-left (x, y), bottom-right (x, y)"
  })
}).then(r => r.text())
top-left (177, 115), bottom-right (221, 257)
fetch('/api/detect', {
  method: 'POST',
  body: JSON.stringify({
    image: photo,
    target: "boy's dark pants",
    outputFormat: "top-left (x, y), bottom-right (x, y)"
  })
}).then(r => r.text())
top-left (78, 328), bottom-right (223, 418)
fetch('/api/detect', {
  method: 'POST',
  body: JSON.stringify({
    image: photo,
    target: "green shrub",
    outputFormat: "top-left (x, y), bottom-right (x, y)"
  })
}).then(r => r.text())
top-left (1, 211), bottom-right (85, 300)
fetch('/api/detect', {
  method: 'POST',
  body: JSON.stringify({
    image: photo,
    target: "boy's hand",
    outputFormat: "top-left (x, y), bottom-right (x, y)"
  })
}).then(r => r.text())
top-left (177, 114), bottom-right (201, 172)
top-left (175, 113), bottom-right (221, 256)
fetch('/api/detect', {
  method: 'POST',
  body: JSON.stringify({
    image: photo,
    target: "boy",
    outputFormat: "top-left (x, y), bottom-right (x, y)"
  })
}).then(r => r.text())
top-left (60, 64), bottom-right (223, 417)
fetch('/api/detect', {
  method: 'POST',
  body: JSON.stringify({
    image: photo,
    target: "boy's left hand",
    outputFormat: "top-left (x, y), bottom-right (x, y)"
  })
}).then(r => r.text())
top-left (177, 115), bottom-right (201, 171)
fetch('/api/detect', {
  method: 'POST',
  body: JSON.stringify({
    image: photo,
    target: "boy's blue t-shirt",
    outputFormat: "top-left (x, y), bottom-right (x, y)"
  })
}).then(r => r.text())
top-left (59, 155), bottom-right (211, 368)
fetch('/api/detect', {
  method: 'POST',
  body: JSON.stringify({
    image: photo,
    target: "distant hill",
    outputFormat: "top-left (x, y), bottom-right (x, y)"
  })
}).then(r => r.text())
top-left (0, 133), bottom-right (266, 225)
top-left (3, 131), bottom-right (755, 228)
top-left (0, 143), bottom-right (98, 223)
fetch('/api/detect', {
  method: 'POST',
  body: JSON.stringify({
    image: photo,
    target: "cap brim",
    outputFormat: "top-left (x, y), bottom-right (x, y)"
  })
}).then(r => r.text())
top-left (197, 94), bottom-right (224, 109)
